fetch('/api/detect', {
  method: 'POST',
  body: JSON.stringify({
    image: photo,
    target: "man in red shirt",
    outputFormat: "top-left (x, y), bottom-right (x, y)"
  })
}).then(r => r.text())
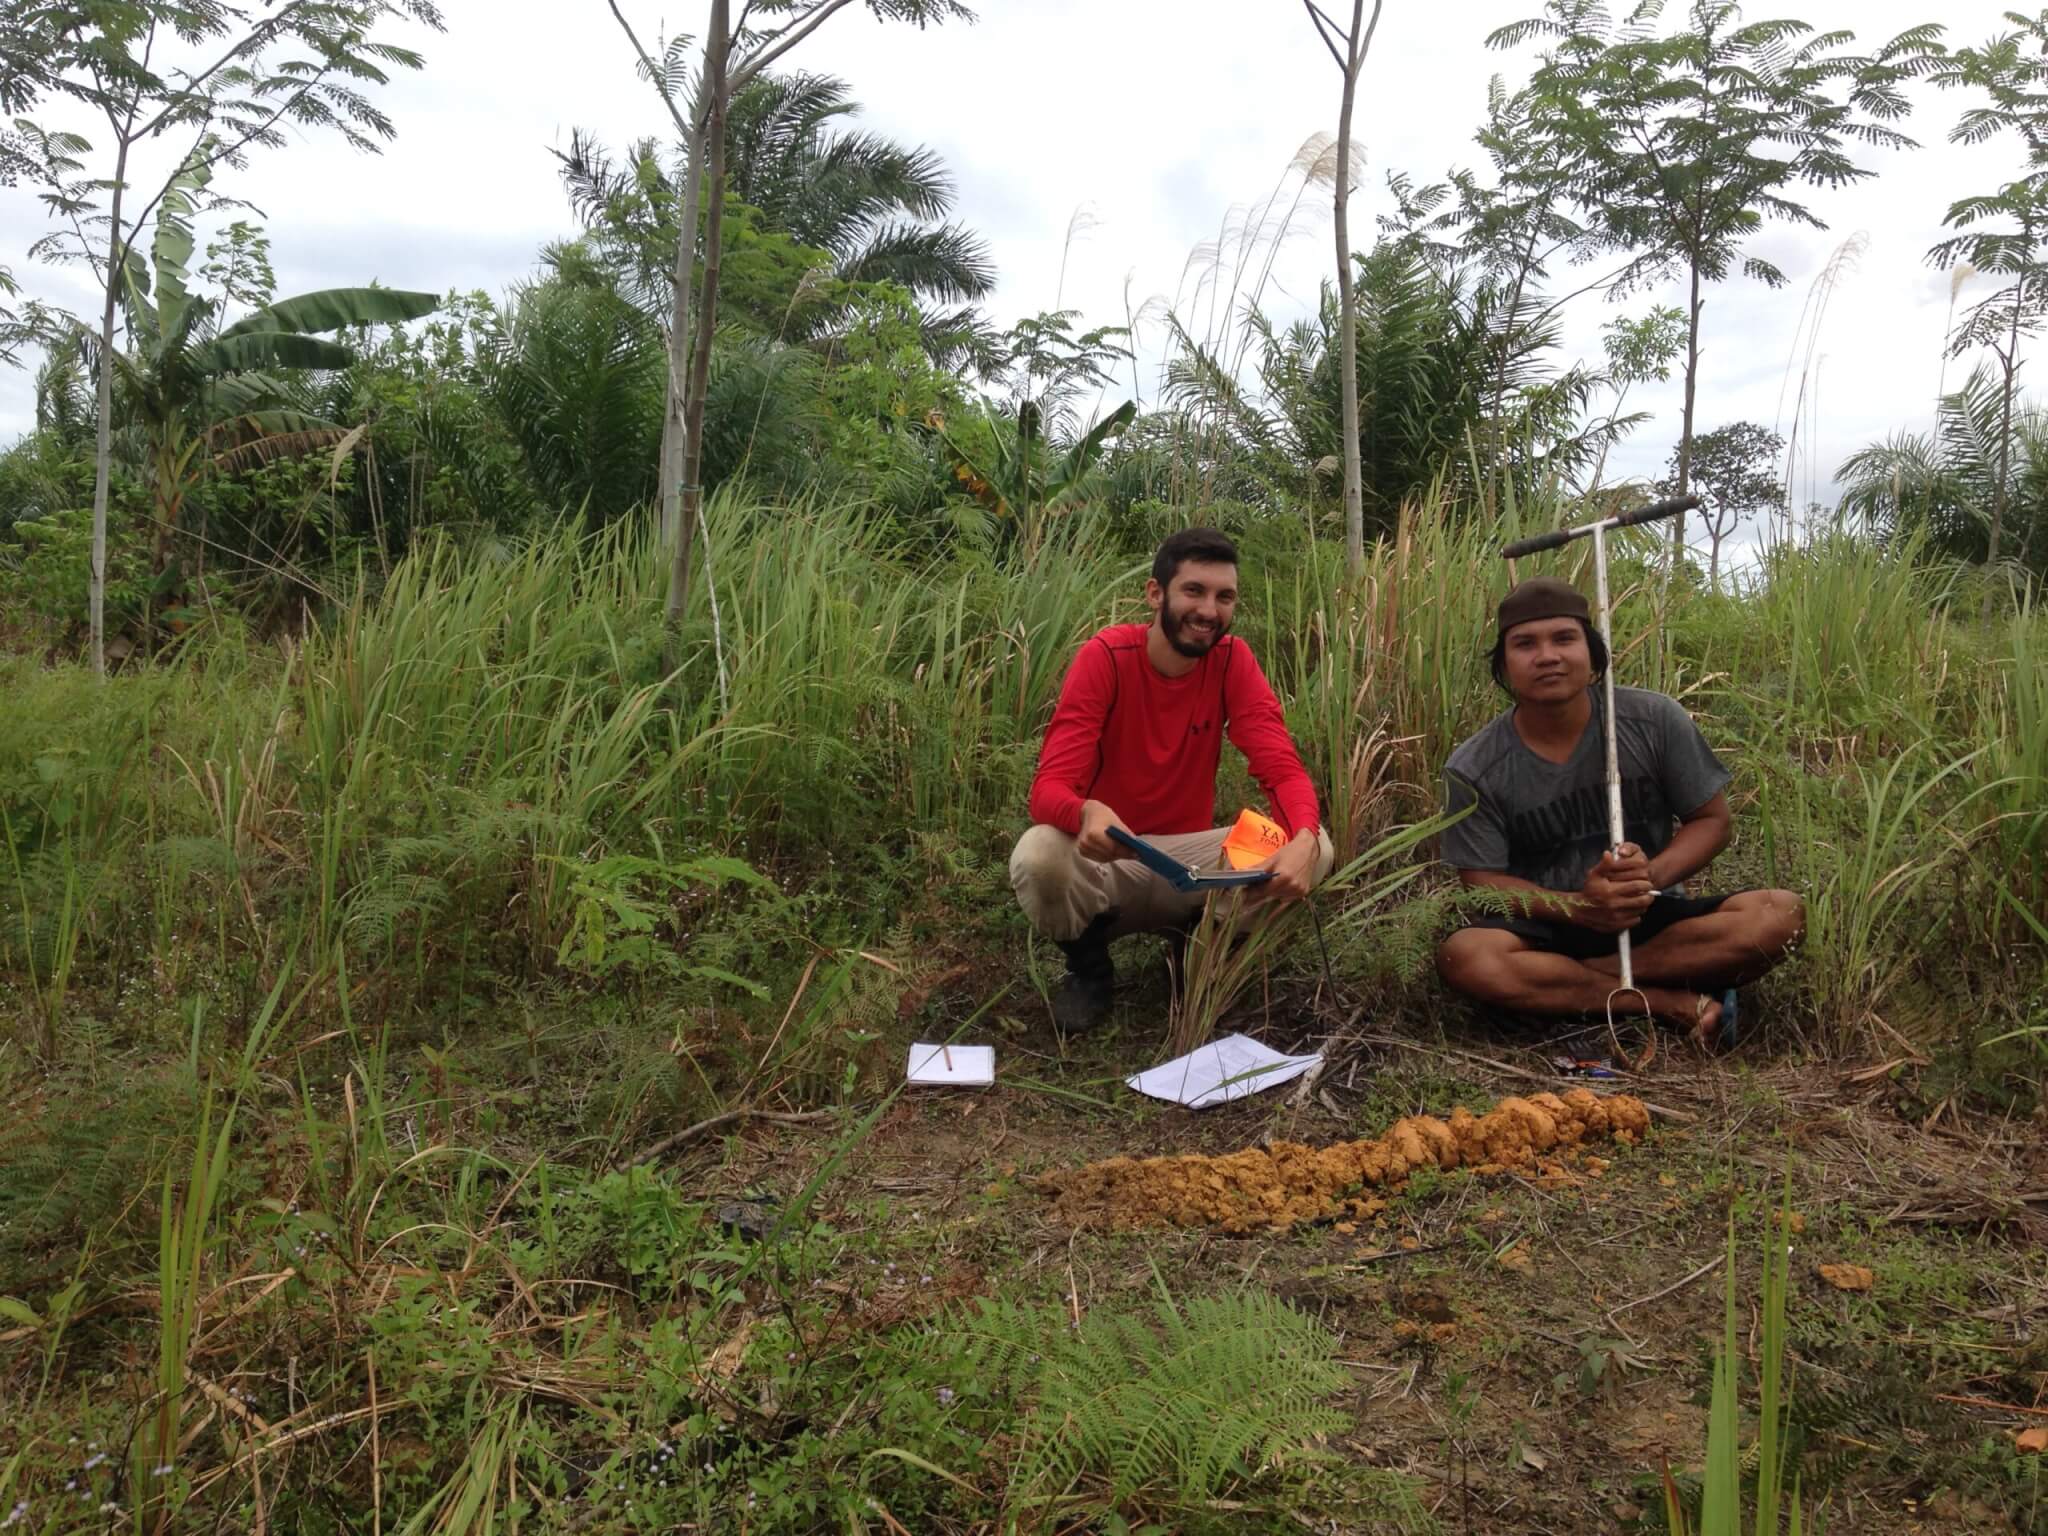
top-left (1012, 527), bottom-right (1334, 1033)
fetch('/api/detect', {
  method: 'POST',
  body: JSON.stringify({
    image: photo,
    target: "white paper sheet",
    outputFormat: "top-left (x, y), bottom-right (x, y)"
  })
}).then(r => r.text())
top-left (906, 1042), bottom-right (994, 1087)
top-left (1125, 1032), bottom-right (1322, 1110)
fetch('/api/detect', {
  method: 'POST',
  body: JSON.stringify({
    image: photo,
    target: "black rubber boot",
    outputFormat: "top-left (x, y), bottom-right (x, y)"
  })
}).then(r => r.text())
top-left (1052, 912), bottom-right (1118, 1035)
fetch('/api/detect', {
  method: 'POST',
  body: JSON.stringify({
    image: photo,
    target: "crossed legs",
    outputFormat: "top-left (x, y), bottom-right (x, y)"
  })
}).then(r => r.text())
top-left (1435, 889), bottom-right (1805, 1048)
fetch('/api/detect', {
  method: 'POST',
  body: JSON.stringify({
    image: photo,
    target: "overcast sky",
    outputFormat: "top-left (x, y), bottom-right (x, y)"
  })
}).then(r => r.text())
top-left (0, 0), bottom-right (2023, 516)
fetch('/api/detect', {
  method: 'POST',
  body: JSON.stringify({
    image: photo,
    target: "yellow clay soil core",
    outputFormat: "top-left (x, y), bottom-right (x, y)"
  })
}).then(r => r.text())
top-left (1040, 1088), bottom-right (1651, 1233)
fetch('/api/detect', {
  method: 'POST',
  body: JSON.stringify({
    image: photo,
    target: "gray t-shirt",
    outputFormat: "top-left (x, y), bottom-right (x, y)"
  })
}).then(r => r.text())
top-left (1441, 687), bottom-right (1731, 894)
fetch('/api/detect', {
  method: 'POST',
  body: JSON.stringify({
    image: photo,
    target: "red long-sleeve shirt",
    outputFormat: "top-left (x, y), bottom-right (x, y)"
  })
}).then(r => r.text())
top-left (1027, 624), bottom-right (1321, 839)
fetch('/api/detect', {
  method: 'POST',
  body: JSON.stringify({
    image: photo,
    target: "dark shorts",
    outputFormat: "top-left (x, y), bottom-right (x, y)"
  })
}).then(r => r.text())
top-left (1467, 893), bottom-right (1733, 963)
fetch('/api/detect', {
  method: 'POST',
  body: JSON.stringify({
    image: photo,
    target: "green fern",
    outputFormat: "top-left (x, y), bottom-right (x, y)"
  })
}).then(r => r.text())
top-left (939, 1280), bottom-right (1348, 1512)
top-left (0, 1066), bottom-right (199, 1287)
top-left (342, 834), bottom-right (457, 948)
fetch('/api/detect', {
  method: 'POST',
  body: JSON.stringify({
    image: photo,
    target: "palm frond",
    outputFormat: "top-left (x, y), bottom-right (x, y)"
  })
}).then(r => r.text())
top-left (837, 219), bottom-right (994, 303)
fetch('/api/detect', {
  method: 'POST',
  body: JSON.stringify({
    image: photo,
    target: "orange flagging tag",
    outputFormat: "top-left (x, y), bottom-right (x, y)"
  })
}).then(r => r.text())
top-left (1222, 808), bottom-right (1290, 870)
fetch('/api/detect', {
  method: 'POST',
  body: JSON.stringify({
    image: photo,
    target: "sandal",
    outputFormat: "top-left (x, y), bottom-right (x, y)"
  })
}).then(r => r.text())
top-left (1717, 987), bottom-right (1740, 1052)
top-left (1691, 988), bottom-right (1740, 1053)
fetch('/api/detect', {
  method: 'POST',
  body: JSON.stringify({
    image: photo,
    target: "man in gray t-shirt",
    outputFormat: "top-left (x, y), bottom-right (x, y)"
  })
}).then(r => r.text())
top-left (1435, 578), bottom-right (1804, 1050)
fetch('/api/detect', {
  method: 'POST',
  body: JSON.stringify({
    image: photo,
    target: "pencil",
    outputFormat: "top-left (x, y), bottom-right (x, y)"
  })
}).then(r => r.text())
top-left (942, 1043), bottom-right (953, 1071)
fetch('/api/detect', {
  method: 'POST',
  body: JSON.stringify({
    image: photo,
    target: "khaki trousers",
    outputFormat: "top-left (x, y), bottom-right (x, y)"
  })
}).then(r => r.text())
top-left (1009, 823), bottom-right (1338, 942)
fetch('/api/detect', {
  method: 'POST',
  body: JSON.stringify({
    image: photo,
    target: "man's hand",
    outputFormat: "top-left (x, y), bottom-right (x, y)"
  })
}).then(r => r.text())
top-left (1076, 799), bottom-right (1133, 863)
top-left (1251, 828), bottom-right (1319, 905)
top-left (1576, 842), bottom-right (1653, 933)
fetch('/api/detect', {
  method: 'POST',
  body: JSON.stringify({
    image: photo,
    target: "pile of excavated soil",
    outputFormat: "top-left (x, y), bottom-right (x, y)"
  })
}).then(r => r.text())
top-left (1040, 1088), bottom-right (1651, 1233)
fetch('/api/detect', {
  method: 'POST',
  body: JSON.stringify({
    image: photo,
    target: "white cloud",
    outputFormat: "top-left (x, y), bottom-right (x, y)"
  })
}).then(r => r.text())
top-left (0, 0), bottom-right (2021, 527)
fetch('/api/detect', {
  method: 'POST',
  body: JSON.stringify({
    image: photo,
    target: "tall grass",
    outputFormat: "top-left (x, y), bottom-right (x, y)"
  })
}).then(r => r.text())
top-left (1714, 529), bottom-right (1972, 756)
top-left (1977, 582), bottom-right (2048, 928)
top-left (1, 488), bottom-right (2043, 1064)
top-left (144, 973), bottom-right (297, 1528)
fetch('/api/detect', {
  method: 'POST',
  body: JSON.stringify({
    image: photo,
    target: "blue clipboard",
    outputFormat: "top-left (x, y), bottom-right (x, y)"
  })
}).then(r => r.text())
top-left (1107, 827), bottom-right (1275, 893)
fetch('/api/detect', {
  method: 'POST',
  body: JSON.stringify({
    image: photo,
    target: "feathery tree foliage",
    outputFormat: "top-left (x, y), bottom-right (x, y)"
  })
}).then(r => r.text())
top-left (1490, 1), bottom-right (1939, 558)
top-left (1927, 10), bottom-right (2048, 566)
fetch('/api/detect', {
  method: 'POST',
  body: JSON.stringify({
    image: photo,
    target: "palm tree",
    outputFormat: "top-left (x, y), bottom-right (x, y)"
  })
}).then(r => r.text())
top-left (0, 340), bottom-right (95, 537)
top-left (723, 72), bottom-right (992, 309)
top-left (556, 72), bottom-right (994, 353)
top-left (33, 335), bottom-right (94, 440)
top-left (476, 244), bottom-right (835, 524)
top-left (1838, 363), bottom-right (2048, 572)
top-left (1160, 307), bottom-right (1333, 513)
top-left (476, 254), bottom-right (668, 526)
top-left (1160, 235), bottom-right (1611, 535)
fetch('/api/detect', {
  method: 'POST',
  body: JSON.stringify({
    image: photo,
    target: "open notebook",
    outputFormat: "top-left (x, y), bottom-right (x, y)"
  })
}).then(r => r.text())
top-left (1108, 827), bottom-right (1274, 893)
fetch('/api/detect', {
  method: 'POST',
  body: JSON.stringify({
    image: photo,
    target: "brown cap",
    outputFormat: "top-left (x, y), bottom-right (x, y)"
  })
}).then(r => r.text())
top-left (1497, 577), bottom-right (1590, 637)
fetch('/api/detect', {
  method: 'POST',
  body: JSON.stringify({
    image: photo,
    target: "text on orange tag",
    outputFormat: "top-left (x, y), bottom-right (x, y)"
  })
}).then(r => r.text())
top-left (1222, 808), bottom-right (1291, 870)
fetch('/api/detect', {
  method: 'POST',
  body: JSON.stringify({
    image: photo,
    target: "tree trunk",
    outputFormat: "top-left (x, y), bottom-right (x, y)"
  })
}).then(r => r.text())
top-left (666, 0), bottom-right (729, 667)
top-left (661, 109), bottom-right (708, 558)
top-left (1333, 0), bottom-right (1368, 579)
top-left (1992, 280), bottom-right (2021, 567)
top-left (1674, 257), bottom-right (1702, 568)
top-left (89, 138), bottom-right (131, 677)
top-left (151, 440), bottom-right (176, 576)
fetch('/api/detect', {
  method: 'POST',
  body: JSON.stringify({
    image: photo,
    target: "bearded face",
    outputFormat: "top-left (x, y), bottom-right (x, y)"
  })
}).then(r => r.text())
top-left (1149, 559), bottom-right (1238, 659)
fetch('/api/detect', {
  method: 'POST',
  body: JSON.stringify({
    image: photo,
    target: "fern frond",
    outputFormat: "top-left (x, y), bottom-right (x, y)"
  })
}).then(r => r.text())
top-left (936, 1286), bottom-right (1347, 1509)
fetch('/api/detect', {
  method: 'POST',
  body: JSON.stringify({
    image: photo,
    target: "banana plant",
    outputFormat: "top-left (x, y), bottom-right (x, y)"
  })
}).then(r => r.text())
top-left (107, 150), bottom-right (438, 591)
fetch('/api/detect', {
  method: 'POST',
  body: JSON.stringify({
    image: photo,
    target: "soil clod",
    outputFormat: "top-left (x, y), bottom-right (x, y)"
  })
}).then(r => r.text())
top-left (1040, 1088), bottom-right (1651, 1232)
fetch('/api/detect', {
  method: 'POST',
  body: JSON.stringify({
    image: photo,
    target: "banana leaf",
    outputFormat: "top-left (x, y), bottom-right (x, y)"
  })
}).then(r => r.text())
top-left (194, 331), bottom-right (355, 374)
top-left (215, 287), bottom-right (438, 341)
